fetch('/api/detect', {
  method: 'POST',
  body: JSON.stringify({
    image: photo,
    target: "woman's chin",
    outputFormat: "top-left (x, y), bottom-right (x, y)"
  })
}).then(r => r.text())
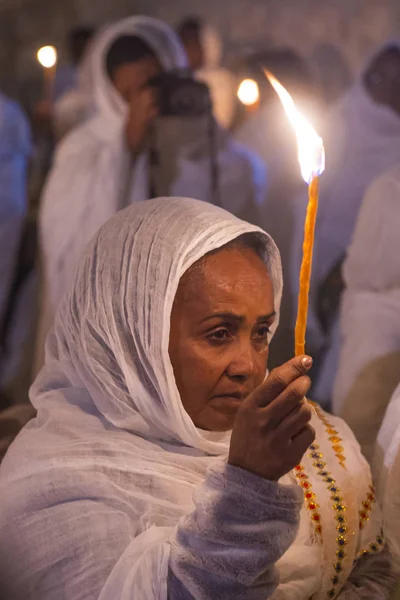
top-left (194, 403), bottom-right (239, 432)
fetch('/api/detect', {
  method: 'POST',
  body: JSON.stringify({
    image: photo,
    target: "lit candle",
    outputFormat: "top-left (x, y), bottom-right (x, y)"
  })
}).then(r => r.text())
top-left (37, 46), bottom-right (58, 104)
top-left (237, 78), bottom-right (260, 111)
top-left (264, 70), bottom-right (325, 356)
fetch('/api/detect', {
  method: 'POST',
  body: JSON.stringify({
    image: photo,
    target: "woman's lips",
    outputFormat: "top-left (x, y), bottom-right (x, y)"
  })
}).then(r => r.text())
top-left (211, 394), bottom-right (245, 413)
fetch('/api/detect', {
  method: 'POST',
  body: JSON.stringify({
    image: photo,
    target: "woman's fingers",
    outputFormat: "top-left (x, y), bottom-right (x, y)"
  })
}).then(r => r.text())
top-left (277, 401), bottom-right (313, 438)
top-left (249, 355), bottom-right (313, 409)
top-left (262, 375), bottom-right (312, 428)
top-left (290, 425), bottom-right (316, 459)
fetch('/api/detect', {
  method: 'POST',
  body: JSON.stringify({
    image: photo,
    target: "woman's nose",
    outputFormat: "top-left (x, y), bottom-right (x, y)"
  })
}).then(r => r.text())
top-left (226, 342), bottom-right (263, 381)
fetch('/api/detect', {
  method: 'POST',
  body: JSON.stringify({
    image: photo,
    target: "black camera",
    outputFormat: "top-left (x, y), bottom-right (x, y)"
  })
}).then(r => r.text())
top-left (148, 70), bottom-right (212, 118)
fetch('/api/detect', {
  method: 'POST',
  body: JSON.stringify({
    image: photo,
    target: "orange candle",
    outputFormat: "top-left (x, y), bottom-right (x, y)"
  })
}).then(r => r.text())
top-left (264, 69), bottom-right (325, 358)
top-left (295, 175), bottom-right (319, 356)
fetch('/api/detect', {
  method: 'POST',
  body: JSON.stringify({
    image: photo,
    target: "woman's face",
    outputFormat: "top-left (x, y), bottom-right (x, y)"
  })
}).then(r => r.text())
top-left (169, 245), bottom-right (275, 432)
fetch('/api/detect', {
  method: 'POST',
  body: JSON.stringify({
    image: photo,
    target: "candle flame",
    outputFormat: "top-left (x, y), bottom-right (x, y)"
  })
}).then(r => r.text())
top-left (237, 79), bottom-right (260, 106)
top-left (264, 69), bottom-right (325, 184)
top-left (37, 46), bottom-right (57, 69)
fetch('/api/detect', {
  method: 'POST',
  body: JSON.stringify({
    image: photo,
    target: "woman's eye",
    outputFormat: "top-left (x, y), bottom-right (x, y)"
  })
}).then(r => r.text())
top-left (207, 328), bottom-right (231, 342)
top-left (255, 326), bottom-right (270, 340)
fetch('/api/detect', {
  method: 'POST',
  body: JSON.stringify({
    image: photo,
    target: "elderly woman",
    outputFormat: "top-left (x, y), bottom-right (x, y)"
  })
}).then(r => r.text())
top-left (0, 198), bottom-right (394, 599)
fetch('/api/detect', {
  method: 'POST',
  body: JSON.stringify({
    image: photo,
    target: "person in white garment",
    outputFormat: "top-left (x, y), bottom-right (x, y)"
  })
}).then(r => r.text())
top-left (0, 93), bottom-right (32, 406)
top-left (0, 198), bottom-right (394, 600)
top-left (332, 164), bottom-right (400, 462)
top-left (36, 16), bottom-right (266, 371)
top-left (290, 41), bottom-right (400, 407)
top-left (177, 17), bottom-right (237, 130)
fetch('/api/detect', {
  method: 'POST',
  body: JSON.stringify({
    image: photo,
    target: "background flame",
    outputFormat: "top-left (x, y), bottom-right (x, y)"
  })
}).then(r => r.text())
top-left (37, 46), bottom-right (58, 69)
top-left (264, 69), bottom-right (325, 184)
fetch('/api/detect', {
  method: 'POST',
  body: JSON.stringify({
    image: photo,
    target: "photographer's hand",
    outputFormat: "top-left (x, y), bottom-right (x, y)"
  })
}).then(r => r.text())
top-left (125, 87), bottom-right (159, 157)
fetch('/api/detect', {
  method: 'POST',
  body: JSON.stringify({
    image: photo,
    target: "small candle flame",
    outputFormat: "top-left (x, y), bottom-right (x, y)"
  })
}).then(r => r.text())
top-left (264, 69), bottom-right (325, 184)
top-left (237, 79), bottom-right (260, 106)
top-left (37, 46), bottom-right (58, 69)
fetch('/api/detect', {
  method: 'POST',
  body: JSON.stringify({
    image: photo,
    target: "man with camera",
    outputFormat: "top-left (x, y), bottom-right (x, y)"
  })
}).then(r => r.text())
top-left (35, 16), bottom-right (266, 370)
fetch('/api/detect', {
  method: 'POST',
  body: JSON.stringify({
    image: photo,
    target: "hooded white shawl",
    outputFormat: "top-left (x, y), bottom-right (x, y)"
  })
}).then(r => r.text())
top-left (1, 198), bottom-right (382, 599)
top-left (332, 164), bottom-right (400, 461)
top-left (38, 16), bottom-right (266, 366)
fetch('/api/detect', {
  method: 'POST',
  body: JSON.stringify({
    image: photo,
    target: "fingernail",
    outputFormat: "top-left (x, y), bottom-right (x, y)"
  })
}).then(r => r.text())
top-left (301, 356), bottom-right (313, 369)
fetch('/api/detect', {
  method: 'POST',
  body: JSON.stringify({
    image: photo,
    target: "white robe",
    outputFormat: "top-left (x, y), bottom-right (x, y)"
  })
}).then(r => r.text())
top-left (0, 198), bottom-right (383, 599)
top-left (333, 164), bottom-right (400, 461)
top-left (36, 16), bottom-right (266, 370)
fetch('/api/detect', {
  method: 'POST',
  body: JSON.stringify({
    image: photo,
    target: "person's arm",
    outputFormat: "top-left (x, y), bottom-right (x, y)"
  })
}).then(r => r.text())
top-left (169, 462), bottom-right (303, 600)
top-left (338, 547), bottom-right (397, 599)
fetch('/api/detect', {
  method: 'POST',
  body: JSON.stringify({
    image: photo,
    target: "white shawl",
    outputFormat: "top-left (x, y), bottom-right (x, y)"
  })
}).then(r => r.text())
top-left (1, 198), bottom-right (381, 599)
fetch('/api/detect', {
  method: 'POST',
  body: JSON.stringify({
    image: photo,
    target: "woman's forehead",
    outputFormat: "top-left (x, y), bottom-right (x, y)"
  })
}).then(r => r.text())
top-left (175, 246), bottom-right (274, 310)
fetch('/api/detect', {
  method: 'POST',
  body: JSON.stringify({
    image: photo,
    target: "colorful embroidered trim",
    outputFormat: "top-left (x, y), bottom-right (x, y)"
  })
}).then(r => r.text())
top-left (294, 464), bottom-right (323, 538)
top-left (309, 401), bottom-right (346, 469)
top-left (359, 534), bottom-right (385, 558)
top-left (308, 443), bottom-right (349, 599)
top-left (359, 485), bottom-right (376, 530)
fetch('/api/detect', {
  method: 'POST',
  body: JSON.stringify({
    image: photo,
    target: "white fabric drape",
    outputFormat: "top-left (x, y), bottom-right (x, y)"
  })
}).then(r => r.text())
top-left (333, 165), bottom-right (400, 460)
top-left (1, 198), bottom-right (381, 599)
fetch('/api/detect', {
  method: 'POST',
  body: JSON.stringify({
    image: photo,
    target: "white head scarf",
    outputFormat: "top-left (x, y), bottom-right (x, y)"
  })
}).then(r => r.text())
top-left (1, 198), bottom-right (381, 600)
top-left (39, 197), bottom-right (282, 453)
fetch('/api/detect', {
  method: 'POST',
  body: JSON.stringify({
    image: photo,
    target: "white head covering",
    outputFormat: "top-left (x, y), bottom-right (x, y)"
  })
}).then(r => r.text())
top-left (54, 17), bottom-right (187, 141)
top-left (39, 197), bottom-right (282, 453)
top-left (1, 198), bottom-right (381, 600)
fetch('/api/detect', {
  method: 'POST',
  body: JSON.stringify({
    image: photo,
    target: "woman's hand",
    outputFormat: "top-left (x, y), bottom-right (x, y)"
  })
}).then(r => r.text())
top-left (228, 356), bottom-right (315, 481)
top-left (125, 87), bottom-right (159, 156)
